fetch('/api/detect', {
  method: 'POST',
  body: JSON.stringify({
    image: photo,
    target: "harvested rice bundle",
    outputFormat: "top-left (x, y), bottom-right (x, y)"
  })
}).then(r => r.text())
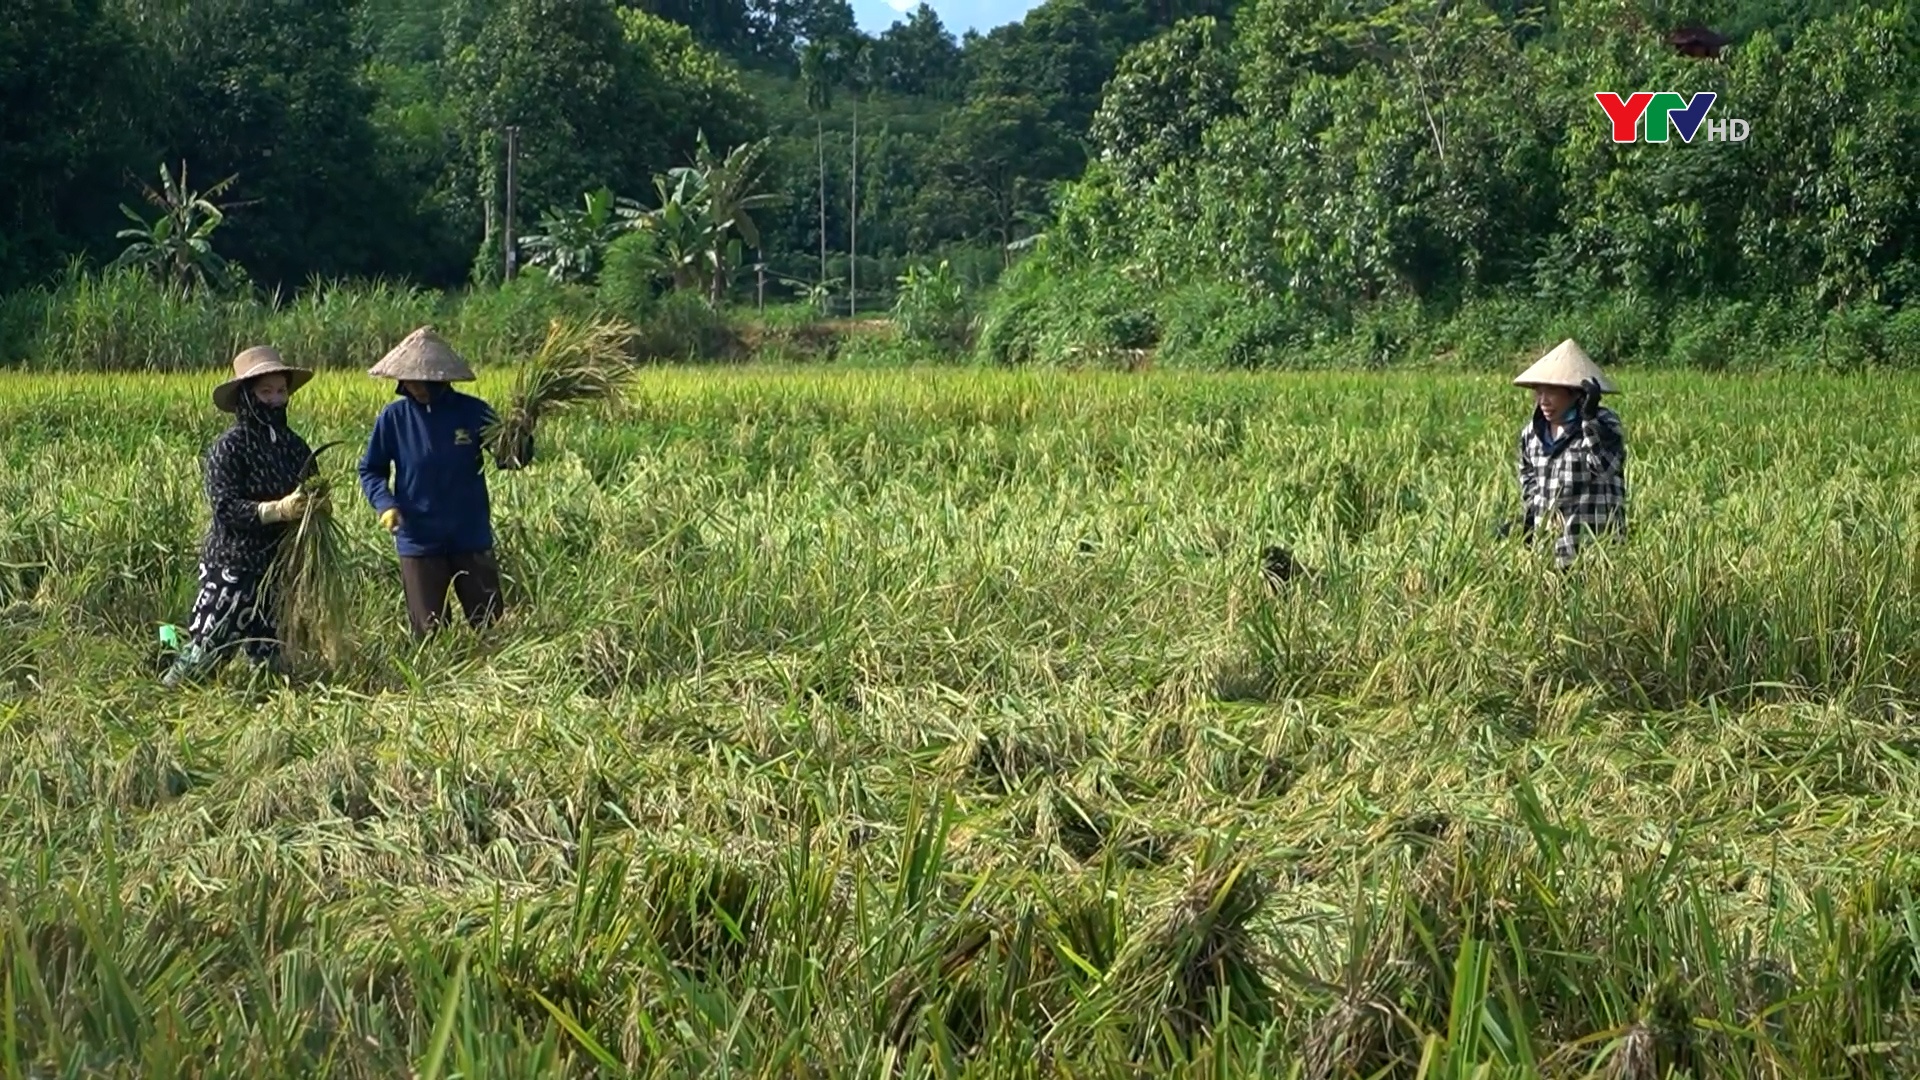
top-left (485, 317), bottom-right (639, 468)
top-left (263, 442), bottom-right (353, 668)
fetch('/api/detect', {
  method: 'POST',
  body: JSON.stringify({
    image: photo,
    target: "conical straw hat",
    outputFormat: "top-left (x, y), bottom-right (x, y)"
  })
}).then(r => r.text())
top-left (1513, 338), bottom-right (1616, 393)
top-left (213, 346), bottom-right (313, 412)
top-left (368, 326), bottom-right (476, 382)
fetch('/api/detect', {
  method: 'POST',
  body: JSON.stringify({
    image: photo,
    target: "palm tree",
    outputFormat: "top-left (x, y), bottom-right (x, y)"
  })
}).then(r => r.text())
top-left (800, 42), bottom-right (835, 295)
top-left (844, 38), bottom-right (869, 318)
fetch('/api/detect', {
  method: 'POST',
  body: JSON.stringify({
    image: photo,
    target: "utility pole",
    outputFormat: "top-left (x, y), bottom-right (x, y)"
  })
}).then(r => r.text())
top-left (848, 96), bottom-right (858, 318)
top-left (503, 125), bottom-right (520, 282)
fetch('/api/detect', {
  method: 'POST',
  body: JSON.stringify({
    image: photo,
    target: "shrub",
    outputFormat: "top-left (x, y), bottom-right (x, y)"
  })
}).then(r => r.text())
top-left (599, 231), bottom-right (666, 322)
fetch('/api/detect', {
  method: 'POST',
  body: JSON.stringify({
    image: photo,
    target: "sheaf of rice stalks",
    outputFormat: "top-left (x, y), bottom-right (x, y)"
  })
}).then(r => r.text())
top-left (485, 317), bottom-right (639, 468)
top-left (264, 470), bottom-right (353, 669)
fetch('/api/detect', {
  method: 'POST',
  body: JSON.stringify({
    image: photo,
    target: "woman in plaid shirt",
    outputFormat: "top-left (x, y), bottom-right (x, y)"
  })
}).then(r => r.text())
top-left (1507, 339), bottom-right (1627, 568)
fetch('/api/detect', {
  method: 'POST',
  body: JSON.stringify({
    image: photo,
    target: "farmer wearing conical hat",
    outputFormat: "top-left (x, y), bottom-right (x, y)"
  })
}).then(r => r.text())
top-left (1507, 338), bottom-right (1627, 569)
top-left (357, 327), bottom-right (534, 637)
top-left (162, 347), bottom-right (320, 686)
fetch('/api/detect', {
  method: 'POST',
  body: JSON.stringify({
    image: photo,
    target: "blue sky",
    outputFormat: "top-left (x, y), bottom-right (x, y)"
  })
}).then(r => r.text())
top-left (848, 0), bottom-right (1042, 37)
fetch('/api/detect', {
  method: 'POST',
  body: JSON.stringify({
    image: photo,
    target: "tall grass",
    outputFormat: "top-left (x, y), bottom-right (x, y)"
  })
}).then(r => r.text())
top-left (0, 265), bottom-right (757, 373)
top-left (19, 260), bottom-right (1920, 381)
top-left (1, 367), bottom-right (1919, 1075)
top-left (974, 264), bottom-right (1920, 374)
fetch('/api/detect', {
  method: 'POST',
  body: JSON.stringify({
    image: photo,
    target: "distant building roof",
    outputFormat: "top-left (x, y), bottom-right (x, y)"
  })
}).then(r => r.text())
top-left (1667, 25), bottom-right (1731, 56)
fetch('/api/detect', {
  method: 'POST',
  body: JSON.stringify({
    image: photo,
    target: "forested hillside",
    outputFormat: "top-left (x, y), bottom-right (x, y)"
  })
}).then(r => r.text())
top-left (1003, 0), bottom-right (1920, 370)
top-left (1, 0), bottom-right (1216, 301)
top-left (3, 0), bottom-right (1918, 370)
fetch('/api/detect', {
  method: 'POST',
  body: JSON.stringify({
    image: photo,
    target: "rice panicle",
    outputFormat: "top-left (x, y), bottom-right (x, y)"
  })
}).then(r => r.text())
top-left (486, 317), bottom-right (639, 467)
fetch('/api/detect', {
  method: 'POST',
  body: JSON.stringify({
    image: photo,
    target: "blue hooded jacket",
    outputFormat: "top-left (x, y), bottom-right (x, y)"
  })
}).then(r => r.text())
top-left (358, 383), bottom-right (533, 558)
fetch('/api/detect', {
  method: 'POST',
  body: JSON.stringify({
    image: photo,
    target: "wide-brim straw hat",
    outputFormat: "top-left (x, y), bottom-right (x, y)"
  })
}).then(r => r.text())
top-left (369, 326), bottom-right (476, 383)
top-left (213, 346), bottom-right (313, 412)
top-left (1513, 338), bottom-right (1617, 394)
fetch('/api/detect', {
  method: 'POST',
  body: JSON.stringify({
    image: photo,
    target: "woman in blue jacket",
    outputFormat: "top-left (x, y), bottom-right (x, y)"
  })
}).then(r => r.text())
top-left (358, 327), bottom-right (533, 637)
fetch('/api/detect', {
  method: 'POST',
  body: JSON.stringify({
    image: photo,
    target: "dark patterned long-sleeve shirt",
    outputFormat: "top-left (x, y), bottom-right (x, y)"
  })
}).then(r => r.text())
top-left (198, 395), bottom-right (315, 579)
top-left (1516, 405), bottom-right (1626, 567)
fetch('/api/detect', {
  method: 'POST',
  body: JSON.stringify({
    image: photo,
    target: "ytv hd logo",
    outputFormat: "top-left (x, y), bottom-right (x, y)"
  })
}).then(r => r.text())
top-left (1593, 92), bottom-right (1749, 144)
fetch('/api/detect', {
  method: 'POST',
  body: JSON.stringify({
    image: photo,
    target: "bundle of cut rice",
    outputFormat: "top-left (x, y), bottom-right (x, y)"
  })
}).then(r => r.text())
top-left (263, 444), bottom-right (353, 669)
top-left (486, 317), bottom-right (639, 469)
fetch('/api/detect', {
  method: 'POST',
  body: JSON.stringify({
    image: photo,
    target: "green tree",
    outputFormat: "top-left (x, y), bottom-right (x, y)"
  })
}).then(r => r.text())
top-left (872, 4), bottom-right (962, 98)
top-left (451, 0), bottom-right (766, 285)
top-left (1089, 16), bottom-right (1239, 187)
top-left (915, 94), bottom-right (1081, 259)
top-left (620, 0), bottom-right (754, 61)
top-left (618, 7), bottom-right (765, 153)
top-left (136, 0), bottom-right (399, 290)
top-left (0, 0), bottom-right (147, 289)
top-left (1729, 6), bottom-right (1920, 307)
top-left (452, 0), bottom-right (669, 281)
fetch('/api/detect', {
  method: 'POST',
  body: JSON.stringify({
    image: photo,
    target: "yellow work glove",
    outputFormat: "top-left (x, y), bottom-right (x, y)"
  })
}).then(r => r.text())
top-left (379, 508), bottom-right (402, 533)
top-left (257, 490), bottom-right (308, 524)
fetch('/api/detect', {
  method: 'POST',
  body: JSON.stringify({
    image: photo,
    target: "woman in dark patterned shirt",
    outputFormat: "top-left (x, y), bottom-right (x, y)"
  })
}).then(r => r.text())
top-left (161, 347), bottom-right (319, 687)
top-left (1507, 338), bottom-right (1628, 569)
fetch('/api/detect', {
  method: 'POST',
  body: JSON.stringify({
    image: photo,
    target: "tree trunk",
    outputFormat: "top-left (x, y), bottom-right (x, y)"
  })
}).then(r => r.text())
top-left (817, 116), bottom-right (827, 292)
top-left (850, 97), bottom-right (859, 318)
top-left (998, 182), bottom-right (1015, 268)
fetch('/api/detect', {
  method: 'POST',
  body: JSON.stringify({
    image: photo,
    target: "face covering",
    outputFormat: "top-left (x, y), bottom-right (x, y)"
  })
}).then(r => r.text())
top-left (238, 385), bottom-right (291, 440)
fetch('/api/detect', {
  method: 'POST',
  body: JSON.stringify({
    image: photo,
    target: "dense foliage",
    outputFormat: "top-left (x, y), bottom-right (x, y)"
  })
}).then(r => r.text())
top-left (1018, 0), bottom-right (1920, 366)
top-left (5, 0), bottom-right (1918, 368)
top-left (0, 0), bottom-right (1205, 306)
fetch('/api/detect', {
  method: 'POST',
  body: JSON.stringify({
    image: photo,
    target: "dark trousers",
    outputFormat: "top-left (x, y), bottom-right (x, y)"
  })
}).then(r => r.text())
top-left (398, 550), bottom-right (504, 638)
top-left (164, 561), bottom-right (281, 685)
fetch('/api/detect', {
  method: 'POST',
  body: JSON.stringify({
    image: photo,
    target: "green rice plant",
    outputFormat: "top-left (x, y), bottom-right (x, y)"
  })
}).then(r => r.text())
top-left (4, 367), bottom-right (1920, 1075)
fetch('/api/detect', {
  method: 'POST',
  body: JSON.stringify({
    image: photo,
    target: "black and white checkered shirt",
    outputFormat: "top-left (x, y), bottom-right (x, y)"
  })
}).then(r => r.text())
top-left (1516, 405), bottom-right (1627, 567)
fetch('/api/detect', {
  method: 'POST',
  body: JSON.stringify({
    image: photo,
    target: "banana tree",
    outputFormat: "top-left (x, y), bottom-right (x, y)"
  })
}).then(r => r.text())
top-left (671, 132), bottom-right (784, 304)
top-left (519, 186), bottom-right (640, 283)
top-left (109, 161), bottom-right (242, 293)
top-left (626, 168), bottom-right (713, 294)
top-left (616, 134), bottom-right (784, 305)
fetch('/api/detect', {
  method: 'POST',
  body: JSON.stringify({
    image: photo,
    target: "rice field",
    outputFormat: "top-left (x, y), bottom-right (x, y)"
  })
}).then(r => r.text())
top-left (3, 365), bottom-right (1920, 1078)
